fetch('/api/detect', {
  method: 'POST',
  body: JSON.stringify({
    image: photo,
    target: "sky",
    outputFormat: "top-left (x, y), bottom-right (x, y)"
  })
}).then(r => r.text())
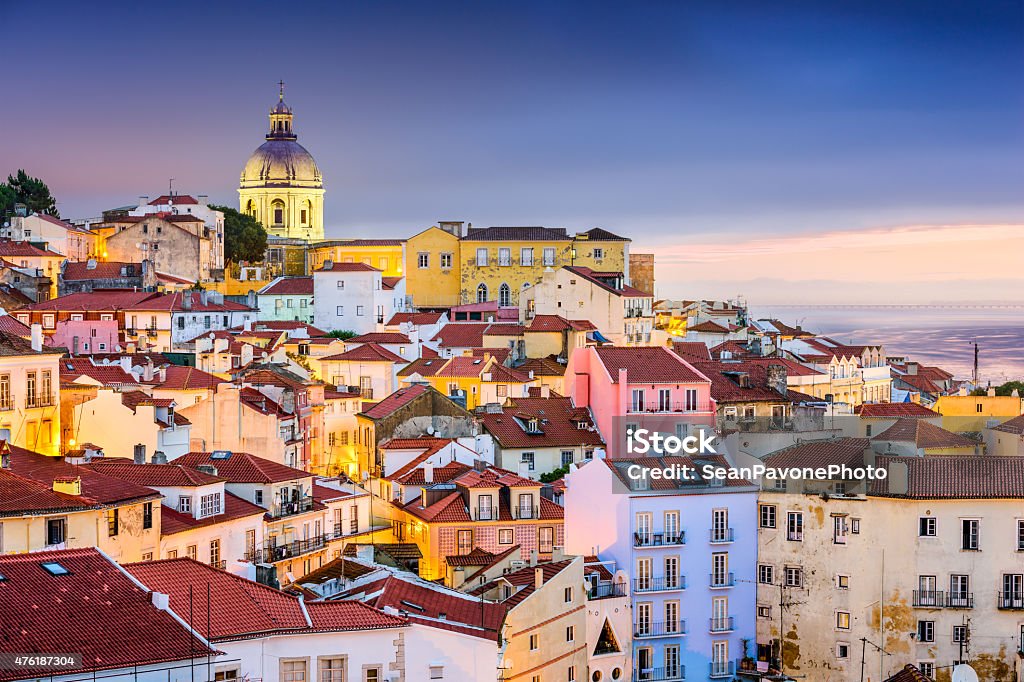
top-left (2, 0), bottom-right (1022, 303)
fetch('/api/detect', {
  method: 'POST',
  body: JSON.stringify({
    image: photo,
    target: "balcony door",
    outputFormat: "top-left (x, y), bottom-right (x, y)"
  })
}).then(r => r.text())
top-left (478, 494), bottom-right (493, 521)
top-left (1003, 574), bottom-right (1023, 608)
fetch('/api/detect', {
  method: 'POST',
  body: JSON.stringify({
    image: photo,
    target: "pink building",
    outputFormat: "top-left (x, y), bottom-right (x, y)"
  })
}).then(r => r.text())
top-left (48, 318), bottom-right (121, 354)
top-left (566, 346), bottom-right (716, 454)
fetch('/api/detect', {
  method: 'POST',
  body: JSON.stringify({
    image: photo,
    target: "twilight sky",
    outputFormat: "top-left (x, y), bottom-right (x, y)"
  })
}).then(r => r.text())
top-left (2, 0), bottom-right (1022, 303)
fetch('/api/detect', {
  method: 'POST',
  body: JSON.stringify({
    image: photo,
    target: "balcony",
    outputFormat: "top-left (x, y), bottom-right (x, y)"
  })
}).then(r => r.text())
top-left (472, 507), bottom-right (499, 521)
top-left (245, 533), bottom-right (330, 564)
top-left (627, 402), bottom-right (714, 415)
top-left (633, 667), bottom-right (685, 681)
top-left (634, 620), bottom-right (687, 639)
top-left (209, 559), bottom-right (226, 570)
top-left (512, 506), bottom-right (539, 520)
top-left (633, 575), bottom-right (686, 593)
top-left (588, 582), bottom-right (627, 600)
top-left (268, 496), bottom-right (315, 519)
top-left (709, 662), bottom-right (736, 679)
top-left (709, 572), bottom-right (735, 589)
top-left (25, 393), bottom-right (56, 408)
top-left (634, 531), bottom-right (686, 547)
top-left (709, 528), bottom-right (735, 544)
top-left (709, 616), bottom-right (735, 633)
top-left (998, 593), bottom-right (1024, 610)
top-left (0, 395), bottom-right (13, 411)
top-left (912, 590), bottom-right (975, 608)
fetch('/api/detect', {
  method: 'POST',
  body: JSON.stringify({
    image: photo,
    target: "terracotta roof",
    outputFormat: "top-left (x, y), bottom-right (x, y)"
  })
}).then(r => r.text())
top-left (763, 438), bottom-right (871, 471)
top-left (671, 341), bottom-right (712, 362)
top-left (8, 446), bottom-right (160, 506)
top-left (564, 266), bottom-right (651, 297)
top-left (341, 239), bottom-right (405, 246)
top-left (855, 402), bottom-right (939, 418)
top-left (0, 240), bottom-right (61, 258)
top-left (59, 358), bottom-right (139, 386)
top-left (390, 461), bottom-right (471, 487)
top-left (322, 343), bottom-right (406, 363)
top-left (483, 323), bottom-right (525, 337)
top-left (0, 330), bottom-right (62, 357)
top-left (517, 356), bottom-right (567, 377)
top-left (259, 276), bottom-right (313, 295)
top-left (387, 312), bottom-right (444, 326)
top-left (173, 451), bottom-right (309, 484)
top-left (885, 665), bottom-right (932, 682)
top-left (894, 372), bottom-right (944, 395)
top-left (381, 437), bottom-right (459, 480)
top-left (688, 320), bottom-right (731, 334)
top-left (0, 315), bottom-right (31, 337)
top-left (26, 290), bottom-right (161, 312)
top-left (430, 323), bottom-right (491, 349)
top-left (316, 262), bottom-right (379, 272)
top-left (526, 314), bottom-right (595, 333)
top-left (0, 468), bottom-right (94, 516)
top-left (234, 320), bottom-right (328, 336)
top-left (140, 364), bottom-right (225, 390)
top-left (0, 549), bottom-right (218, 681)
top-left (462, 544), bottom-right (523, 583)
top-left (398, 357), bottom-right (448, 378)
top-left (238, 387), bottom-right (291, 417)
top-left (444, 547), bottom-right (498, 567)
top-left (433, 356), bottom-right (494, 378)
top-left (870, 455), bottom-right (1024, 499)
top-left (148, 194), bottom-right (199, 205)
top-left (478, 396), bottom-right (604, 449)
top-left (360, 384), bottom-right (431, 420)
top-left (87, 460), bottom-right (221, 487)
top-left (575, 227), bottom-right (630, 241)
top-left (689, 360), bottom-right (792, 403)
top-left (381, 276), bottom-right (403, 290)
top-left (62, 261), bottom-right (142, 281)
top-left (347, 332), bottom-right (412, 344)
top-left (471, 347), bottom-right (512, 364)
top-left (338, 575), bottom-right (504, 640)
top-left (470, 559), bottom-right (575, 608)
top-left (464, 226), bottom-right (570, 241)
top-left (129, 291), bottom-right (254, 313)
top-left (992, 414), bottom-right (1024, 435)
top-left (159, 492), bottom-right (267, 535)
top-left (295, 556), bottom-right (377, 585)
top-left (594, 346), bottom-right (710, 384)
top-left (871, 419), bottom-right (978, 449)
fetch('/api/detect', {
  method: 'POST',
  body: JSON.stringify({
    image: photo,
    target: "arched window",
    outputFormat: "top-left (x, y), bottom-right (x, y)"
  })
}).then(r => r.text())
top-left (271, 199), bottom-right (285, 226)
top-left (301, 199), bottom-right (313, 226)
top-left (499, 283), bottom-right (511, 307)
top-left (245, 199), bottom-right (256, 218)
top-left (476, 283), bottom-right (488, 303)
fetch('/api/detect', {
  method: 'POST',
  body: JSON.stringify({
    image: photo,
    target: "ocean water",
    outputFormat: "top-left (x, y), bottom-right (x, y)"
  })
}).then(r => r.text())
top-left (748, 305), bottom-right (1024, 383)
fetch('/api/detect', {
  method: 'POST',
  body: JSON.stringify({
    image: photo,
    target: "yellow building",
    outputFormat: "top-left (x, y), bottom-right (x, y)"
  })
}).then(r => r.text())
top-left (307, 239), bottom-right (405, 276)
top-left (933, 391), bottom-right (1024, 432)
top-left (404, 224), bottom-right (462, 307)
top-left (571, 227), bottom-right (631, 273)
top-left (238, 85), bottom-right (325, 241)
top-left (403, 354), bottom-right (534, 410)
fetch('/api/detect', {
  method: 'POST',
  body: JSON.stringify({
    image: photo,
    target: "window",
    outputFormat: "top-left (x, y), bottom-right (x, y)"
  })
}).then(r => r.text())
top-left (186, 545), bottom-right (197, 560)
top-left (561, 450), bottom-right (574, 466)
top-left (498, 528), bottom-right (513, 545)
top-left (539, 526), bottom-right (554, 553)
top-left (456, 529), bottom-right (472, 555)
top-left (107, 508), bottom-right (119, 537)
top-left (529, 634), bottom-right (539, 651)
top-left (953, 625), bottom-right (967, 643)
top-left (429, 666), bottom-right (444, 680)
top-left (758, 564), bottom-right (774, 584)
top-left (521, 247), bottom-right (534, 266)
top-left (521, 452), bottom-right (535, 471)
top-left (499, 282), bottom-right (511, 307)
top-left (282, 660), bottom-right (307, 682)
top-left (787, 512), bottom-right (803, 541)
top-left (543, 247), bottom-right (556, 266)
top-left (476, 283), bottom-right (488, 303)
top-left (364, 668), bottom-right (381, 682)
top-left (851, 518), bottom-right (860, 534)
top-left (417, 252), bottom-right (429, 268)
top-left (336, 280), bottom-right (345, 289)
top-left (961, 519), bottom-right (980, 550)
top-left (711, 552), bottom-right (729, 586)
top-left (477, 494), bottom-right (493, 521)
top-left (564, 586), bottom-right (573, 603)
top-left (684, 388), bottom-right (698, 411)
top-left (26, 371), bottom-right (36, 406)
top-left (919, 517), bottom-right (936, 537)
top-left (836, 643), bottom-right (850, 659)
top-left (336, 306), bottom-right (344, 316)
top-left (712, 508), bottom-right (730, 542)
top-left (566, 624), bottom-right (574, 641)
top-left (254, 490), bottom-right (264, 506)
top-left (593, 247), bottom-right (604, 259)
top-left (757, 605), bottom-right (771, 618)
top-left (836, 611), bottom-right (851, 630)
top-left (46, 518), bottom-right (66, 546)
top-left (918, 662), bottom-right (934, 679)
top-left (143, 502), bottom-right (153, 529)
top-left (917, 620), bottom-right (934, 642)
top-left (568, 667), bottom-right (575, 682)
top-left (200, 493), bottom-right (222, 518)
top-left (214, 670), bottom-right (239, 682)
top-left (440, 252), bottom-right (453, 269)
top-left (630, 389), bottom-right (645, 412)
top-left (784, 566), bottom-right (803, 588)
top-left (356, 305), bottom-right (365, 316)
top-left (210, 539), bottom-right (221, 566)
top-left (319, 658), bottom-right (345, 682)
top-left (949, 574), bottom-right (971, 607)
top-left (836, 574), bottom-right (850, 590)
top-left (833, 515), bottom-right (848, 544)
top-left (1018, 520), bottom-right (1024, 550)
top-left (760, 504), bottom-right (777, 528)
top-left (476, 248), bottom-right (488, 266)
top-left (498, 247), bottom-right (511, 266)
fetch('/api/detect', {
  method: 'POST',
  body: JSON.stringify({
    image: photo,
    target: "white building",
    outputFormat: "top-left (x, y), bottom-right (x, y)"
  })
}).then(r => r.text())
top-left (313, 262), bottom-right (408, 336)
top-left (129, 193), bottom-right (225, 273)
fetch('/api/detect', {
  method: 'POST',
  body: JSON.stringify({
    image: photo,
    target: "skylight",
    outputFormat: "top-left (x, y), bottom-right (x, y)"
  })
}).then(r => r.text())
top-left (41, 562), bottom-right (69, 576)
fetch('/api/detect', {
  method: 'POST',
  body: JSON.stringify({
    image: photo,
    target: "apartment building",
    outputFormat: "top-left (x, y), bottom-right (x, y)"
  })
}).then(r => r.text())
top-left (0, 327), bottom-right (63, 456)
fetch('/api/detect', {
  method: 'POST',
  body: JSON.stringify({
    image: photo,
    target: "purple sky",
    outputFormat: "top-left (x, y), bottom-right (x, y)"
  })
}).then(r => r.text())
top-left (3, 0), bottom-right (1022, 301)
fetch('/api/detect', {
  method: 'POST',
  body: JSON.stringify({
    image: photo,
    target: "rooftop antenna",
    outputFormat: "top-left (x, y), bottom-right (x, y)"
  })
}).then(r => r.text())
top-left (972, 341), bottom-right (979, 387)
top-left (168, 178), bottom-right (175, 200)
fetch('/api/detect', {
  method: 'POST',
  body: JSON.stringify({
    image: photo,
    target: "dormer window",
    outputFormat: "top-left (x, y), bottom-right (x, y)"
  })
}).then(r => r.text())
top-left (527, 418), bottom-right (540, 433)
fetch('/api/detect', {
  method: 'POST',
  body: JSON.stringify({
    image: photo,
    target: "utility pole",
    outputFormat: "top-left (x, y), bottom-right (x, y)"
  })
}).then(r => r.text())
top-left (859, 637), bottom-right (890, 682)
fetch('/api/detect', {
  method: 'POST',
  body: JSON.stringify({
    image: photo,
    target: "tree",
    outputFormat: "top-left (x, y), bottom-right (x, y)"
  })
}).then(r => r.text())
top-left (212, 204), bottom-right (268, 263)
top-left (2, 170), bottom-right (59, 218)
top-left (325, 329), bottom-right (357, 340)
top-left (540, 466), bottom-right (569, 483)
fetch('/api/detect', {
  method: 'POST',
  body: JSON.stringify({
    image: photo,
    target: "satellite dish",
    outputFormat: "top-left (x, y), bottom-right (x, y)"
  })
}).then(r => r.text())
top-left (952, 665), bottom-right (979, 682)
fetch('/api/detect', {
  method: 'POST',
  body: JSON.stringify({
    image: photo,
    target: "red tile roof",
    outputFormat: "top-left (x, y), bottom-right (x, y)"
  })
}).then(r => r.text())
top-left (594, 346), bottom-right (711, 384)
top-left (317, 262), bottom-right (379, 272)
top-left (141, 364), bottom-right (225, 390)
top-left (0, 468), bottom-right (93, 515)
top-left (0, 240), bottom-right (61, 258)
top-left (688, 320), bottom-right (730, 334)
top-left (870, 455), bottom-right (1024, 499)
top-left (885, 665), bottom-right (932, 682)
top-left (871, 419), bottom-right (978, 449)
top-left (8, 446), bottom-right (160, 506)
top-left (387, 312), bottom-right (444, 326)
top-left (671, 341), bottom-right (712, 362)
top-left (430, 323), bottom-right (491, 348)
top-left (173, 451), bottom-right (309, 484)
top-left (26, 290), bottom-right (162, 312)
top-left (347, 332), bottom-right (412, 344)
top-left (763, 438), bottom-right (871, 470)
top-left (464, 226), bottom-right (570, 241)
top-left (894, 372), bottom-right (944, 395)
top-left (992, 414), bottom-right (1024, 435)
top-left (62, 261), bottom-right (142, 281)
top-left (517, 356), bottom-right (567, 377)
top-left (0, 548), bottom-right (218, 681)
top-left (148, 194), bottom-right (199, 205)
top-left (86, 460), bottom-right (223, 486)
top-left (565, 266), bottom-right (651, 297)
top-left (470, 559), bottom-right (575, 608)
top-left (130, 291), bottom-right (254, 313)
top-left (0, 315), bottom-right (31, 337)
top-left (478, 396), bottom-right (604, 449)
top-left (159, 492), bottom-right (268, 535)
top-left (360, 384), bottom-right (431, 420)
top-left (855, 402), bottom-right (939, 418)
top-left (59, 358), bottom-right (139, 387)
top-left (322, 343), bottom-right (406, 363)
top-left (260, 276), bottom-right (313, 295)
top-left (390, 462), bottom-right (471, 487)
top-left (235, 320), bottom-right (328, 336)
top-left (398, 357), bottom-right (447, 377)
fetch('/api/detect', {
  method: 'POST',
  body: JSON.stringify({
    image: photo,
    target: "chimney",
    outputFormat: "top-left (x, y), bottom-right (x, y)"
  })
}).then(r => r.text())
top-left (182, 293), bottom-right (192, 311)
top-left (196, 464), bottom-right (218, 476)
top-left (158, 366), bottom-right (167, 383)
top-left (766, 363), bottom-right (788, 397)
top-left (30, 323), bottom-right (43, 352)
top-left (987, 387), bottom-right (996, 397)
top-left (133, 443), bottom-right (146, 465)
top-left (143, 362), bottom-right (154, 382)
top-left (474, 459), bottom-right (487, 472)
top-left (534, 567), bottom-right (544, 589)
top-left (152, 451), bottom-right (167, 464)
top-left (139, 195), bottom-right (149, 207)
top-left (618, 367), bottom-right (628, 384)
top-left (323, 259), bottom-right (334, 270)
top-left (244, 319), bottom-right (252, 332)
top-left (151, 592), bottom-right (170, 610)
top-left (887, 460), bottom-right (909, 496)
top-left (906, 361), bottom-right (919, 375)
top-left (52, 476), bottom-right (82, 496)
top-left (540, 385), bottom-right (550, 398)
top-left (86, 258), bottom-right (97, 270)
top-left (197, 195), bottom-right (208, 206)
top-left (247, 290), bottom-right (257, 309)
top-left (200, 290), bottom-right (209, 306)
top-left (423, 463), bottom-right (434, 483)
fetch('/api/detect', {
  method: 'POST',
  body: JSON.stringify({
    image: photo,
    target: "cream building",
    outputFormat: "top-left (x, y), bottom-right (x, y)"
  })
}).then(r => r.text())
top-left (239, 86), bottom-right (324, 241)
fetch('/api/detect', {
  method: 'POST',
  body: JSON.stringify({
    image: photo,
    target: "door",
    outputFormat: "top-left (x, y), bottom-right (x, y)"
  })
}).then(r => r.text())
top-left (918, 575), bottom-right (937, 606)
top-left (636, 647), bottom-right (653, 680)
top-left (636, 557), bottom-right (652, 591)
top-left (1003, 574), bottom-right (1023, 608)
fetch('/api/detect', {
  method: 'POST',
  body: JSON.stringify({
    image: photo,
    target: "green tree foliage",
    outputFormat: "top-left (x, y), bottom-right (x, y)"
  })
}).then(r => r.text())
top-left (326, 329), bottom-right (358, 340)
top-left (212, 204), bottom-right (268, 263)
top-left (1, 170), bottom-right (60, 218)
top-left (540, 466), bottom-right (569, 483)
top-left (971, 381), bottom-right (1024, 396)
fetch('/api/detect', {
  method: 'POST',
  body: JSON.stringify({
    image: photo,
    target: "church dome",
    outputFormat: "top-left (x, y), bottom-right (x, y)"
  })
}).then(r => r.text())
top-left (240, 139), bottom-right (322, 188)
